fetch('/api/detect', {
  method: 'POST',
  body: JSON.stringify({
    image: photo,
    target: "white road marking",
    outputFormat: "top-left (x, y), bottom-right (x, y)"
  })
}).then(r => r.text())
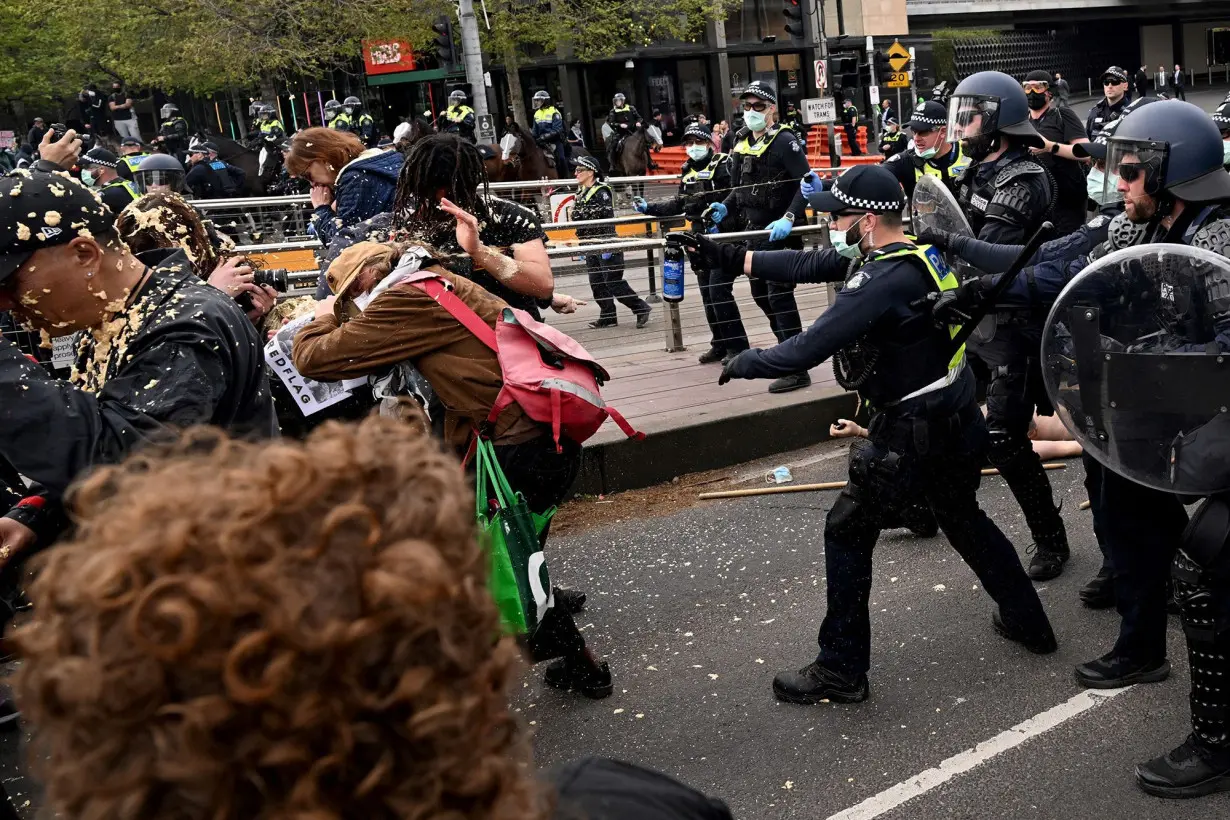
top-left (825, 686), bottom-right (1135, 820)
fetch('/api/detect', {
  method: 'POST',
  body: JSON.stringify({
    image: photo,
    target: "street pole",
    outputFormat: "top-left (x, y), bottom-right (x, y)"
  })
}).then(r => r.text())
top-left (457, 0), bottom-right (491, 123)
top-left (808, 0), bottom-right (838, 167)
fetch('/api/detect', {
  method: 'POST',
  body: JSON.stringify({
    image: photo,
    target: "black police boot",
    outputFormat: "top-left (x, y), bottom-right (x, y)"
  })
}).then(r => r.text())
top-left (635, 306), bottom-right (653, 329)
top-left (553, 586), bottom-right (586, 614)
top-left (698, 347), bottom-right (726, 365)
top-left (1026, 530), bottom-right (1070, 582)
top-left (588, 317), bottom-right (618, 329)
top-left (992, 607), bottom-right (1058, 654)
top-left (544, 652), bottom-right (613, 699)
top-left (768, 372), bottom-right (811, 394)
top-left (1136, 735), bottom-right (1230, 798)
top-left (721, 349), bottom-right (747, 365)
top-left (772, 661), bottom-right (869, 705)
top-left (1074, 652), bottom-right (1170, 689)
top-left (1079, 567), bottom-right (1115, 609)
top-left (0, 697), bottom-right (18, 734)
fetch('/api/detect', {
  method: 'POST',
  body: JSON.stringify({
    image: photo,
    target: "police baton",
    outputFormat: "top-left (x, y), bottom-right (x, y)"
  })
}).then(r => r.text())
top-left (945, 220), bottom-right (1053, 358)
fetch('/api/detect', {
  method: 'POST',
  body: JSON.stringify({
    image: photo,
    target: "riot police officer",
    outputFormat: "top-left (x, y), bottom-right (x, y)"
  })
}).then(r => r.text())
top-left (948, 70), bottom-right (1070, 581)
top-left (605, 92), bottom-right (644, 166)
top-left (1039, 99), bottom-right (1230, 798)
top-left (343, 96), bottom-right (376, 147)
top-left (704, 82), bottom-right (811, 393)
top-left (204, 142), bottom-right (246, 197)
top-left (118, 136), bottom-right (149, 176)
top-left (133, 153), bottom-right (186, 194)
top-left (634, 122), bottom-right (737, 363)
top-left (882, 100), bottom-right (971, 200)
top-left (183, 140), bottom-right (228, 199)
top-left (248, 104), bottom-right (286, 148)
top-left (441, 90), bottom-right (476, 143)
top-left (325, 99), bottom-right (349, 131)
top-left (531, 90), bottom-right (568, 173)
top-left (669, 165), bottom-right (1056, 704)
top-left (153, 103), bottom-right (189, 161)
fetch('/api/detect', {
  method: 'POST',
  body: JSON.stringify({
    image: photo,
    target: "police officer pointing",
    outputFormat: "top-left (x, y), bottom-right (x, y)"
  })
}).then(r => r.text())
top-left (669, 166), bottom-right (1056, 704)
top-left (706, 82), bottom-right (811, 393)
top-left (949, 70), bottom-right (1070, 581)
top-left (882, 100), bottom-right (971, 200)
top-left (635, 122), bottom-right (737, 363)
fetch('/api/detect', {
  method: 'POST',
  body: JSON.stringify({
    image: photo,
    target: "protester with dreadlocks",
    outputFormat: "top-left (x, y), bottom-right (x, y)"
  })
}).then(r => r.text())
top-left (314, 134), bottom-right (558, 317)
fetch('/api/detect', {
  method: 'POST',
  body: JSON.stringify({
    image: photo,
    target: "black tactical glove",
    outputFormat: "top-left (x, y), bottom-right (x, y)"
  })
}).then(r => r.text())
top-left (667, 231), bottom-right (748, 275)
top-left (718, 349), bottom-right (755, 385)
top-left (914, 226), bottom-right (956, 250)
top-left (925, 275), bottom-right (995, 326)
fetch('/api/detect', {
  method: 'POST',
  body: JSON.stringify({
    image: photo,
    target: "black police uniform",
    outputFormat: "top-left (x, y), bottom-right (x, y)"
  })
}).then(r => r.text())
top-left (702, 180), bottom-right (1053, 696)
top-left (606, 103), bottom-right (644, 158)
top-left (208, 158), bottom-right (245, 197)
top-left (158, 116), bottom-right (189, 159)
top-left (184, 157), bottom-right (227, 199)
top-left (442, 104), bottom-right (477, 143)
top-left (642, 148), bottom-right (737, 353)
top-left (879, 128), bottom-right (907, 159)
top-left (99, 176), bottom-right (140, 215)
top-left (883, 142), bottom-right (971, 200)
top-left (1085, 96), bottom-right (1129, 141)
top-left (714, 124), bottom-right (809, 352)
top-left (956, 147), bottom-right (1069, 569)
top-left (781, 107), bottom-right (805, 135)
top-left (572, 178), bottom-right (651, 325)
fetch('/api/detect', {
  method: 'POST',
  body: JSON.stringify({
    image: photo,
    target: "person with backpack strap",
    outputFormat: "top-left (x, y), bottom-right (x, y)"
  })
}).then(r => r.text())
top-left (293, 238), bottom-right (644, 698)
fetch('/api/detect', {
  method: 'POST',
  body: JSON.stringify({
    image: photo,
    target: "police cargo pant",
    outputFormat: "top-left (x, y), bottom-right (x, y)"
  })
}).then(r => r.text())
top-left (1173, 525), bottom-right (1230, 751)
top-left (708, 232), bottom-right (804, 352)
top-left (968, 323), bottom-right (1067, 548)
top-left (815, 374), bottom-right (1052, 679)
top-left (1084, 459), bottom-right (1186, 664)
top-left (585, 252), bottom-right (649, 322)
top-left (686, 246), bottom-right (742, 353)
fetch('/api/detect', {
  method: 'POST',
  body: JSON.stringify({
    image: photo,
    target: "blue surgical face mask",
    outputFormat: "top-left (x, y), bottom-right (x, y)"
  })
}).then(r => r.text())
top-left (1087, 166), bottom-right (1122, 205)
top-left (744, 110), bottom-right (768, 132)
top-left (917, 146), bottom-right (939, 159)
top-left (1222, 140), bottom-right (1230, 164)
top-left (80, 169), bottom-right (96, 187)
top-left (686, 144), bottom-right (711, 162)
top-left (829, 215), bottom-right (868, 259)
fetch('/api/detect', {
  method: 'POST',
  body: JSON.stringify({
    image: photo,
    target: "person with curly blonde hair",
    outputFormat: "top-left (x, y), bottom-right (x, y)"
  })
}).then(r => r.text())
top-left (9, 418), bottom-right (732, 820)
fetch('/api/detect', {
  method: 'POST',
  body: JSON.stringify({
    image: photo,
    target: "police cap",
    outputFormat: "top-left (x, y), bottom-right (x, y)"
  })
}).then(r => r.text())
top-left (808, 165), bottom-right (905, 215)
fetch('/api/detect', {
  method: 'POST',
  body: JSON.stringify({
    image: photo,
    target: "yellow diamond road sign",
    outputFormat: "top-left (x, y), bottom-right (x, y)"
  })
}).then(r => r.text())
top-left (887, 41), bottom-right (910, 72)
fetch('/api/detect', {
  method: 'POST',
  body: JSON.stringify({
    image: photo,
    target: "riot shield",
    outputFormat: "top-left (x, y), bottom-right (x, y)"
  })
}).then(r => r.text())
top-left (1041, 244), bottom-right (1230, 495)
top-left (910, 175), bottom-right (973, 256)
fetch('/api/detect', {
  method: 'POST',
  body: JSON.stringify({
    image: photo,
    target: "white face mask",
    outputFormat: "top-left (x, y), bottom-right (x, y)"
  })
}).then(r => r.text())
top-left (830, 215), bottom-right (868, 259)
top-left (744, 110), bottom-right (768, 132)
top-left (1222, 140), bottom-right (1230, 165)
top-left (686, 145), bottom-right (711, 162)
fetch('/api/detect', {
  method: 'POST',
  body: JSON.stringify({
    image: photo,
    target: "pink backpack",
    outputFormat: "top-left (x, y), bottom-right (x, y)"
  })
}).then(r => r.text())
top-left (401, 271), bottom-right (645, 450)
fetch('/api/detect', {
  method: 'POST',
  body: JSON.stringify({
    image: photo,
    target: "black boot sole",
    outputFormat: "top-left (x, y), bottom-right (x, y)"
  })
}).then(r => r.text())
top-left (1075, 660), bottom-right (1170, 690)
top-left (771, 679), bottom-right (869, 705)
top-left (1136, 768), bottom-right (1230, 799)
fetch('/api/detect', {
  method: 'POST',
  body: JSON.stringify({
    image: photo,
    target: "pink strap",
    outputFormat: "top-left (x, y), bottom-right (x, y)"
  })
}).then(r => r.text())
top-left (550, 388), bottom-right (562, 453)
top-left (605, 407), bottom-right (647, 441)
top-left (486, 389), bottom-right (516, 426)
top-left (409, 278), bottom-right (498, 351)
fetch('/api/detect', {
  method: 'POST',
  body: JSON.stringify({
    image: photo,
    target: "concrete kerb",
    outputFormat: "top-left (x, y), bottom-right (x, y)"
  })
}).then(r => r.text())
top-left (571, 388), bottom-right (859, 495)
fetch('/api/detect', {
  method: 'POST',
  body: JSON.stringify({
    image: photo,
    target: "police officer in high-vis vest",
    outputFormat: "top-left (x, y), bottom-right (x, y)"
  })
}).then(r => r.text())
top-left (154, 103), bottom-right (189, 161)
top-left (669, 165), bottom-right (1055, 705)
top-left (343, 96), bottom-right (376, 147)
top-left (254, 104), bottom-right (286, 146)
top-left (882, 100), bottom-right (971, 200)
top-left (78, 147), bottom-right (140, 215)
top-left (572, 155), bottom-right (652, 329)
top-left (705, 81), bottom-right (811, 394)
top-left (634, 122), bottom-right (737, 363)
top-left (531, 90), bottom-right (568, 172)
top-left (442, 90), bottom-right (476, 143)
top-left (204, 142), bottom-right (246, 197)
top-left (325, 99), bottom-right (349, 131)
top-left (118, 136), bottom-right (149, 176)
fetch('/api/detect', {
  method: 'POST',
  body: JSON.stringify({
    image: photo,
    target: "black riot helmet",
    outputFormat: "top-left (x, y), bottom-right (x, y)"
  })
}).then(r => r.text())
top-left (324, 99), bottom-right (342, 122)
top-left (1106, 99), bottom-right (1230, 203)
top-left (133, 153), bottom-right (185, 194)
top-left (343, 95), bottom-right (361, 115)
top-left (947, 71), bottom-right (1043, 159)
top-left (448, 89), bottom-right (466, 106)
top-left (249, 100), bottom-right (265, 119)
top-left (259, 104), bottom-right (276, 120)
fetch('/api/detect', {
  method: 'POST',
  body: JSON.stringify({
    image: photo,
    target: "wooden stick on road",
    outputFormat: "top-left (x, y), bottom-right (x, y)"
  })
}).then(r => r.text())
top-left (698, 463), bottom-right (1067, 500)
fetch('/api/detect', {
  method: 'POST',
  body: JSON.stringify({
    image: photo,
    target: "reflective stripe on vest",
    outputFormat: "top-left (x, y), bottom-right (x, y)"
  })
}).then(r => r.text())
top-left (103, 178), bottom-right (139, 202)
top-left (870, 244), bottom-right (966, 378)
top-left (446, 106), bottom-right (474, 123)
top-left (534, 107), bottom-right (559, 123)
top-left (682, 153), bottom-right (726, 185)
top-left (581, 183), bottom-right (610, 204)
top-left (260, 120), bottom-right (284, 133)
top-left (733, 125), bottom-right (785, 158)
top-left (917, 142), bottom-right (971, 183)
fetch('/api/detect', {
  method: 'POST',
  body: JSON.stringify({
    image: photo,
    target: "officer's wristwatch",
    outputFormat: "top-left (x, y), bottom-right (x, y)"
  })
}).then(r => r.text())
top-left (784, 212), bottom-right (796, 223)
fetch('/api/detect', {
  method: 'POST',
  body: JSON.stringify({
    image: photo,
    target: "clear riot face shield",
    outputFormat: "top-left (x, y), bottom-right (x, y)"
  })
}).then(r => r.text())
top-left (1042, 243), bottom-right (1230, 496)
top-left (1103, 137), bottom-right (1169, 209)
top-left (946, 94), bottom-right (1000, 144)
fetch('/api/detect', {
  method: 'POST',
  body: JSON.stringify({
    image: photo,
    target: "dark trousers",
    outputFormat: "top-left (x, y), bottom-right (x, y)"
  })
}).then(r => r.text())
top-left (707, 233), bottom-right (804, 351)
top-left (816, 373), bottom-right (1051, 678)
top-left (585, 252), bottom-right (649, 321)
top-left (970, 328), bottom-right (1066, 545)
top-left (1088, 462), bottom-right (1187, 663)
top-left (843, 123), bottom-right (862, 155)
top-left (1175, 85), bottom-right (1186, 101)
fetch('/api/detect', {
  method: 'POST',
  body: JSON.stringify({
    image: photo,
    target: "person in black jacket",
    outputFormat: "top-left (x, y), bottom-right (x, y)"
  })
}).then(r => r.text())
top-left (25, 117), bottom-right (46, 152)
top-left (571, 155), bottom-right (651, 328)
top-left (636, 123), bottom-right (736, 361)
top-left (182, 141), bottom-right (229, 199)
top-left (669, 165), bottom-right (1055, 705)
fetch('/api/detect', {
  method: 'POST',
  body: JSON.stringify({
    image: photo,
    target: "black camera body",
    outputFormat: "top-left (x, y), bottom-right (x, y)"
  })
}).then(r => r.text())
top-left (253, 268), bottom-right (289, 293)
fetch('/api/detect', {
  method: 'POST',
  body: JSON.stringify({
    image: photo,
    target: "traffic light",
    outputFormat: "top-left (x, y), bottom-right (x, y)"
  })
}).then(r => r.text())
top-left (831, 57), bottom-right (858, 88)
top-left (857, 60), bottom-right (872, 87)
top-left (432, 17), bottom-right (455, 66)
top-left (874, 51), bottom-right (893, 86)
top-left (783, 0), bottom-right (805, 45)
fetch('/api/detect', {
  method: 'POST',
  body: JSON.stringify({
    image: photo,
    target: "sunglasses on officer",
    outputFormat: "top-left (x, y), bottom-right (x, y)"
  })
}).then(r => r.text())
top-left (1116, 162), bottom-right (1147, 183)
top-left (741, 101), bottom-right (769, 112)
top-left (1103, 77), bottom-right (1127, 86)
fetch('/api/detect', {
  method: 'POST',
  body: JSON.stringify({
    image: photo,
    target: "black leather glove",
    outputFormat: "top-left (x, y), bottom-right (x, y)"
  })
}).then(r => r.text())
top-left (928, 276), bottom-right (994, 326)
top-left (667, 231), bottom-right (747, 274)
top-left (914, 226), bottom-right (955, 250)
top-left (718, 350), bottom-right (754, 385)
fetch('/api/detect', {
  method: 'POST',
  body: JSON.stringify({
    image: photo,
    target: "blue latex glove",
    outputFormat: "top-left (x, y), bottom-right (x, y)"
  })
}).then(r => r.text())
top-left (633, 196), bottom-right (648, 213)
top-left (705, 202), bottom-right (727, 224)
top-left (767, 217), bottom-right (794, 242)
top-left (800, 172), bottom-right (822, 197)
top-left (600, 252), bottom-right (613, 260)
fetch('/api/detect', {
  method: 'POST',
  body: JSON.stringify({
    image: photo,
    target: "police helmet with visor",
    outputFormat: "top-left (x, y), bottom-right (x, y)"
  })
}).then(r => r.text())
top-left (946, 71), bottom-right (1043, 159)
top-left (1104, 99), bottom-right (1230, 207)
top-left (134, 153), bottom-right (185, 194)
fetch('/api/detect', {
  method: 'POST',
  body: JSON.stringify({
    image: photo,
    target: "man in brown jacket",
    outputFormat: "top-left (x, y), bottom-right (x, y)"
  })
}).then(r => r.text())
top-left (292, 240), bottom-right (613, 699)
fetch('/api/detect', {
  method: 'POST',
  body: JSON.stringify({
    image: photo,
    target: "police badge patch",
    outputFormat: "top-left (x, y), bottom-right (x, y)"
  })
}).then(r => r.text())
top-left (844, 271), bottom-right (869, 290)
top-left (1086, 214), bottom-right (1108, 229)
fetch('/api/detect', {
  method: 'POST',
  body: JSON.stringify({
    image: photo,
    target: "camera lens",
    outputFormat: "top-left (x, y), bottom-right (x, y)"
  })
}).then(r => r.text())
top-left (253, 268), bottom-right (289, 293)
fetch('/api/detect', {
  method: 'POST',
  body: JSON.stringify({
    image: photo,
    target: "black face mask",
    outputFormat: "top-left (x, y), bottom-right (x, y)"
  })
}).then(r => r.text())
top-left (1026, 92), bottom-right (1048, 110)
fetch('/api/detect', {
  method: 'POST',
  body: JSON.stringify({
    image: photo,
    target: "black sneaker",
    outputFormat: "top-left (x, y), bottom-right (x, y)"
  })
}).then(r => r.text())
top-left (1025, 534), bottom-right (1070, 582)
top-left (772, 661), bottom-right (869, 705)
top-left (698, 347), bottom-right (726, 365)
top-left (1079, 568), bottom-right (1115, 609)
top-left (1074, 652), bottom-right (1170, 689)
top-left (588, 318), bottom-right (618, 329)
top-left (0, 698), bottom-right (18, 734)
top-left (992, 607), bottom-right (1058, 654)
top-left (768, 372), bottom-right (811, 394)
top-left (553, 587), bottom-right (586, 614)
top-left (635, 307), bottom-right (653, 329)
top-left (1136, 735), bottom-right (1230, 798)
top-left (544, 655), bottom-right (613, 699)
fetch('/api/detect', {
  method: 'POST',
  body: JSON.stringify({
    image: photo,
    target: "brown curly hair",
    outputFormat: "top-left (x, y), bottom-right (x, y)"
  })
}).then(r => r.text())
top-left (11, 418), bottom-right (545, 820)
top-left (114, 191), bottom-right (236, 278)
